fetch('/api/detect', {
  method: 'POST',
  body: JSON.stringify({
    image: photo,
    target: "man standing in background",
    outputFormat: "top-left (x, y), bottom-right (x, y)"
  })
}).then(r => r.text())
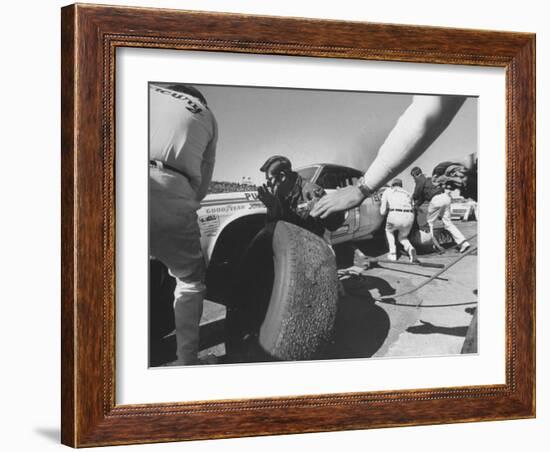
top-left (380, 178), bottom-right (417, 262)
top-left (149, 84), bottom-right (218, 365)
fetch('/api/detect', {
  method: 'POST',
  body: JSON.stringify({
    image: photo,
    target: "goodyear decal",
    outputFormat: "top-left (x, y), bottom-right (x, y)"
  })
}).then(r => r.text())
top-left (203, 204), bottom-right (247, 215)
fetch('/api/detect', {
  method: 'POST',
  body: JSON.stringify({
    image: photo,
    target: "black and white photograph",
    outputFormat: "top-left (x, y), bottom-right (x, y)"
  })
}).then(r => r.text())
top-left (148, 82), bottom-right (479, 367)
top-left (0, 0), bottom-right (543, 448)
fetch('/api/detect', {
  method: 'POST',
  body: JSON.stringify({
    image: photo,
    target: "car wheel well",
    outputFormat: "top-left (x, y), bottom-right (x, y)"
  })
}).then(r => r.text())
top-left (205, 214), bottom-right (266, 304)
top-left (211, 214), bottom-right (266, 263)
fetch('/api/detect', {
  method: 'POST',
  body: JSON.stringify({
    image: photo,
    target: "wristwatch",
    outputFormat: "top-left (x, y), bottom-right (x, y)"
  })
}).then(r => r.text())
top-left (357, 177), bottom-right (373, 198)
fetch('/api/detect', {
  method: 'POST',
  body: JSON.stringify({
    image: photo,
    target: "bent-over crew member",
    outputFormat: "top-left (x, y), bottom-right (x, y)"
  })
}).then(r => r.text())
top-left (427, 181), bottom-right (471, 253)
top-left (380, 178), bottom-right (417, 262)
top-left (149, 84), bottom-right (218, 365)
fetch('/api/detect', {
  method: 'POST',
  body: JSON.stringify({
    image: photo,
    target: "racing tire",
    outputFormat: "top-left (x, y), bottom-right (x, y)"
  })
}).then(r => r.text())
top-left (259, 221), bottom-right (339, 361)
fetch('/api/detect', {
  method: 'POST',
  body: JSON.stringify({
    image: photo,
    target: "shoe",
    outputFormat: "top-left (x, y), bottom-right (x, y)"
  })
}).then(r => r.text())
top-left (458, 241), bottom-right (471, 253)
top-left (387, 253), bottom-right (397, 261)
top-left (408, 247), bottom-right (418, 263)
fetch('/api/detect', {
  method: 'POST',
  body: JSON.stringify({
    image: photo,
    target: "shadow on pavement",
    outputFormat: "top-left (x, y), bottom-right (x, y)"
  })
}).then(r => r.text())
top-left (151, 262), bottom-right (407, 365)
top-left (334, 237), bottom-right (388, 269)
top-left (218, 274), bottom-right (395, 364)
top-left (324, 275), bottom-right (393, 359)
top-left (406, 320), bottom-right (468, 337)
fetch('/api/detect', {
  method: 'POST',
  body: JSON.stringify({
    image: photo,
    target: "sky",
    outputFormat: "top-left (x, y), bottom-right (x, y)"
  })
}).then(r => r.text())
top-left (160, 83), bottom-right (477, 192)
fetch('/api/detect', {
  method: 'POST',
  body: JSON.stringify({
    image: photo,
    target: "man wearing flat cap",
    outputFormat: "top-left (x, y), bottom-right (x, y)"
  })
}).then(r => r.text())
top-left (225, 156), bottom-right (345, 358)
top-left (257, 155), bottom-right (345, 237)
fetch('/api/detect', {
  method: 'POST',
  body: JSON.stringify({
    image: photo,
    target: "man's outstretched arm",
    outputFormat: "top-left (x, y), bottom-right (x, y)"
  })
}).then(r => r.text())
top-left (311, 95), bottom-right (466, 219)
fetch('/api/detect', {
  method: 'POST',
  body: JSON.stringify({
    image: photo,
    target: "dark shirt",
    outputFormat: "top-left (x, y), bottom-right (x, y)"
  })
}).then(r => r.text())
top-left (268, 173), bottom-right (345, 237)
top-left (412, 174), bottom-right (442, 205)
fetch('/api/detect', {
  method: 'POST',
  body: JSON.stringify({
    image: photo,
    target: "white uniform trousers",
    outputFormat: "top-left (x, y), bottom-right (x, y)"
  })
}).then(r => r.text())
top-left (149, 167), bottom-right (205, 365)
top-left (427, 193), bottom-right (466, 245)
top-left (385, 211), bottom-right (415, 255)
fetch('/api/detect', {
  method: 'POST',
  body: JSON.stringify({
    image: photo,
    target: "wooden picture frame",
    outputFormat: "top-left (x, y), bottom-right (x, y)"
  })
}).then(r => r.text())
top-left (61, 3), bottom-right (535, 447)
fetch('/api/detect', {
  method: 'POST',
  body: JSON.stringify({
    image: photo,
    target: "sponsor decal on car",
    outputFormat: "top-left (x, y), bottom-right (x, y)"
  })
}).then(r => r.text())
top-left (203, 204), bottom-right (247, 214)
top-left (248, 202), bottom-right (264, 209)
top-left (198, 214), bottom-right (220, 237)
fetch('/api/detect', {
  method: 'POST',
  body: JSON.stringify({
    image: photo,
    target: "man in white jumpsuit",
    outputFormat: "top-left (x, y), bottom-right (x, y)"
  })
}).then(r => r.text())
top-left (380, 179), bottom-right (417, 262)
top-left (427, 181), bottom-right (470, 253)
top-left (149, 84), bottom-right (218, 365)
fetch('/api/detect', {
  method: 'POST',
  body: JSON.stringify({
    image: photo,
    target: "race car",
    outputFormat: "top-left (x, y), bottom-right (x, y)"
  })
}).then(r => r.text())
top-left (150, 163), bottom-right (457, 364)
top-left (198, 164), bottom-right (386, 304)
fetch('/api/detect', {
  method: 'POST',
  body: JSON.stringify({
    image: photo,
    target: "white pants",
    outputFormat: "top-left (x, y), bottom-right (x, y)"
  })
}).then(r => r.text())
top-left (427, 193), bottom-right (466, 245)
top-left (385, 211), bottom-right (414, 255)
top-left (150, 167), bottom-right (205, 365)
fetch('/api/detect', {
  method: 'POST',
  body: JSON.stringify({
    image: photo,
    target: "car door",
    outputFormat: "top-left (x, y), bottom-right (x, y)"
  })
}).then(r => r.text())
top-left (353, 188), bottom-right (385, 240)
top-left (314, 166), bottom-right (360, 243)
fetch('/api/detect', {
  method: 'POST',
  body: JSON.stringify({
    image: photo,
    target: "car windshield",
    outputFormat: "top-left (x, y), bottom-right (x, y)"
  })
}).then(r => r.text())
top-left (296, 166), bottom-right (319, 182)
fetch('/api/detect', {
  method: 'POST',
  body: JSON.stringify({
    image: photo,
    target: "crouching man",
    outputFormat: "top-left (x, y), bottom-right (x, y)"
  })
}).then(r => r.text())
top-left (257, 155), bottom-right (345, 237)
top-left (226, 155), bottom-right (345, 359)
top-left (241, 155), bottom-right (346, 296)
top-left (380, 178), bottom-right (417, 262)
